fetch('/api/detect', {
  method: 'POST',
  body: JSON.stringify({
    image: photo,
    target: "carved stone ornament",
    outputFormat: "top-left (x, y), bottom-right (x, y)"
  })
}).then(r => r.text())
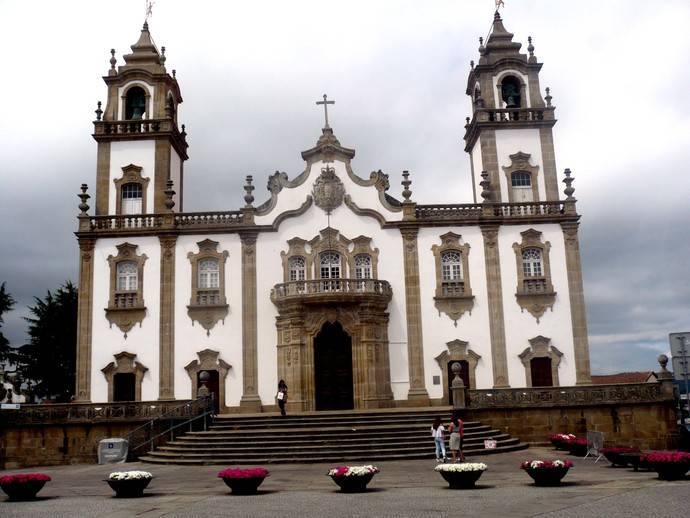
top-left (101, 351), bottom-right (148, 402)
top-left (187, 239), bottom-right (229, 335)
top-left (431, 232), bottom-right (475, 326)
top-left (518, 335), bottom-right (563, 387)
top-left (312, 166), bottom-right (345, 213)
top-left (184, 349), bottom-right (231, 411)
top-left (512, 229), bottom-right (556, 322)
top-left (105, 242), bottom-right (148, 338)
top-left (434, 339), bottom-right (482, 401)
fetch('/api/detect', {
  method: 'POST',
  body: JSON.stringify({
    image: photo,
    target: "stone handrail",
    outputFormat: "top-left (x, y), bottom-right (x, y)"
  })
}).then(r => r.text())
top-left (0, 400), bottom-right (195, 426)
top-left (492, 201), bottom-right (565, 217)
top-left (93, 118), bottom-right (182, 137)
top-left (174, 211), bottom-right (243, 227)
top-left (87, 214), bottom-right (164, 231)
top-left (414, 201), bottom-right (567, 221)
top-left (415, 204), bottom-right (483, 219)
top-left (271, 278), bottom-right (392, 302)
top-left (474, 107), bottom-right (555, 124)
top-left (467, 383), bottom-right (667, 409)
top-left (85, 211), bottom-right (244, 233)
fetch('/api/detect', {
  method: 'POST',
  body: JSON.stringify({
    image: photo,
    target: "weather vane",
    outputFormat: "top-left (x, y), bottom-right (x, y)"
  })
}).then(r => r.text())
top-left (145, 0), bottom-right (155, 21)
top-left (495, 0), bottom-right (505, 9)
top-left (316, 94), bottom-right (335, 129)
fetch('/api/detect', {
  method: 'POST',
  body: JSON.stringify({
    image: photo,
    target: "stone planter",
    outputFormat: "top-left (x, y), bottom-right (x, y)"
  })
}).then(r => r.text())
top-left (651, 463), bottom-right (690, 481)
top-left (438, 470), bottom-right (484, 489)
top-left (524, 467), bottom-right (570, 486)
top-left (566, 442), bottom-right (588, 457)
top-left (0, 480), bottom-right (48, 501)
top-left (330, 473), bottom-right (376, 493)
top-left (220, 476), bottom-right (266, 495)
top-left (105, 477), bottom-right (152, 498)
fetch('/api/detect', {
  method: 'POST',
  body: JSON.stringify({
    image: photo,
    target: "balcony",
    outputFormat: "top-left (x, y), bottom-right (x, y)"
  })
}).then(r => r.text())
top-left (270, 279), bottom-right (392, 307)
top-left (93, 118), bottom-right (189, 159)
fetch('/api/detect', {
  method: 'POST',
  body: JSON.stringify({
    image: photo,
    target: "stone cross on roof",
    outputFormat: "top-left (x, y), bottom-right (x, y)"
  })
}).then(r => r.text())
top-left (316, 94), bottom-right (335, 129)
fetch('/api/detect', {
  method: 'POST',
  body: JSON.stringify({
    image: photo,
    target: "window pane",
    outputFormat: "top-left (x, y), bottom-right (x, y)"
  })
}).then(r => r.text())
top-left (117, 261), bottom-right (137, 291)
top-left (320, 252), bottom-right (340, 279)
top-left (198, 259), bottom-right (219, 289)
top-left (441, 251), bottom-right (462, 280)
top-left (355, 254), bottom-right (371, 279)
top-left (288, 256), bottom-right (306, 281)
top-left (511, 172), bottom-right (531, 187)
top-left (522, 248), bottom-right (543, 277)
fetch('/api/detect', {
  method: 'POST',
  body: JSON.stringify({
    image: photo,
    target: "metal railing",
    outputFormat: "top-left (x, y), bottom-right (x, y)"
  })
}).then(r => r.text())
top-left (123, 394), bottom-right (214, 458)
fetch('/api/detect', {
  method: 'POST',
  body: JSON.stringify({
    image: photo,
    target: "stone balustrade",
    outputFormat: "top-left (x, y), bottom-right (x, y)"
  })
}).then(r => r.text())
top-left (271, 279), bottom-right (392, 305)
top-left (93, 118), bottom-right (184, 138)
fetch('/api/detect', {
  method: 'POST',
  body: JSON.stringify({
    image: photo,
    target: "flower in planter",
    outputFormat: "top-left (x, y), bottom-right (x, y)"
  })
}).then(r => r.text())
top-left (600, 446), bottom-right (640, 466)
top-left (434, 462), bottom-right (487, 473)
top-left (641, 451), bottom-right (690, 481)
top-left (521, 460), bottom-right (573, 470)
top-left (521, 459), bottom-right (573, 486)
top-left (217, 468), bottom-right (269, 479)
top-left (0, 473), bottom-right (52, 501)
top-left (0, 473), bottom-right (52, 485)
top-left (108, 471), bottom-right (152, 481)
top-left (549, 433), bottom-right (576, 442)
top-left (327, 465), bottom-right (380, 477)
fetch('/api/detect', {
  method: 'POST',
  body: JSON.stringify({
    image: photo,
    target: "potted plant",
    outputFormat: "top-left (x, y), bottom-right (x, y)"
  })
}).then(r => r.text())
top-left (549, 433), bottom-right (576, 451)
top-left (217, 468), bottom-right (269, 495)
top-left (600, 446), bottom-right (640, 467)
top-left (105, 471), bottom-right (153, 498)
top-left (327, 465), bottom-right (380, 492)
top-left (521, 460), bottom-right (574, 486)
top-left (434, 462), bottom-right (487, 489)
top-left (641, 452), bottom-right (690, 481)
top-left (564, 437), bottom-right (588, 457)
top-left (0, 473), bottom-right (51, 501)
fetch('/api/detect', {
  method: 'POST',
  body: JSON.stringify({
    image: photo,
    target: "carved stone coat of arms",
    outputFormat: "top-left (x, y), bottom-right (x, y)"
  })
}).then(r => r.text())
top-left (312, 166), bottom-right (345, 213)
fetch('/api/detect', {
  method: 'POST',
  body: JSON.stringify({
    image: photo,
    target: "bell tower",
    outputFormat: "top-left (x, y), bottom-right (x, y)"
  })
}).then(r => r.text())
top-left (464, 11), bottom-right (559, 204)
top-left (92, 22), bottom-right (188, 215)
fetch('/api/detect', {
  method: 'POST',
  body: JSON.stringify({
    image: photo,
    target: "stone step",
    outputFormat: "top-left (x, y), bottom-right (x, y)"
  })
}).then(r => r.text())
top-left (207, 418), bottom-right (483, 431)
top-left (192, 424), bottom-right (493, 437)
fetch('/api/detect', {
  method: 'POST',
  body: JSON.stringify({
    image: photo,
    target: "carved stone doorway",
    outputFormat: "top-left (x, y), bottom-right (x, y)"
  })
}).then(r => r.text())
top-left (198, 370), bottom-right (220, 414)
top-left (314, 321), bottom-right (354, 410)
top-left (530, 357), bottom-right (553, 387)
top-left (446, 360), bottom-right (469, 406)
top-left (113, 373), bottom-right (136, 402)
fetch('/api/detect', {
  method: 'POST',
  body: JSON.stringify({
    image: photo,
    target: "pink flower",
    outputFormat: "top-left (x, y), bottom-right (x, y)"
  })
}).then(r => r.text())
top-left (0, 473), bottom-right (52, 485)
top-left (600, 446), bottom-right (640, 455)
top-left (217, 467), bottom-right (269, 479)
top-left (520, 460), bottom-right (573, 470)
top-left (642, 452), bottom-right (690, 464)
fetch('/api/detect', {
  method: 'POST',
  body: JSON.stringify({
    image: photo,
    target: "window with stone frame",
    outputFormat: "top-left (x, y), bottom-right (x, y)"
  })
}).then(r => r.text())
top-left (512, 229), bottom-right (556, 321)
top-left (121, 183), bottom-right (143, 214)
top-left (354, 254), bottom-right (372, 279)
top-left (510, 171), bottom-right (534, 203)
top-left (431, 232), bottom-right (474, 325)
top-left (187, 239), bottom-right (229, 335)
top-left (114, 164), bottom-right (150, 215)
top-left (106, 243), bottom-right (147, 336)
top-left (502, 152), bottom-right (539, 203)
top-left (288, 256), bottom-right (306, 281)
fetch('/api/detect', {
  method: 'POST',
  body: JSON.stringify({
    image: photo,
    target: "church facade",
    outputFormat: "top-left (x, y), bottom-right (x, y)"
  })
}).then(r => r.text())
top-left (74, 12), bottom-right (592, 412)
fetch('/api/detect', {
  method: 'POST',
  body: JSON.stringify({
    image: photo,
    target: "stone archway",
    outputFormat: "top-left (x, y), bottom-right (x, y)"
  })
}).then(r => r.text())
top-left (185, 349), bottom-right (231, 412)
top-left (314, 321), bottom-right (354, 410)
top-left (519, 336), bottom-right (562, 387)
top-left (434, 339), bottom-right (481, 404)
top-left (101, 351), bottom-right (148, 402)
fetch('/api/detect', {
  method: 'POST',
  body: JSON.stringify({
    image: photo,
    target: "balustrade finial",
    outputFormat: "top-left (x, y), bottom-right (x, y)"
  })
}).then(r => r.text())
top-left (164, 179), bottom-right (176, 211)
top-left (562, 168), bottom-right (575, 200)
top-left (465, 116), bottom-right (471, 128)
top-left (109, 49), bottom-right (117, 75)
top-left (478, 36), bottom-right (485, 56)
top-left (527, 36), bottom-right (536, 62)
top-left (160, 46), bottom-right (166, 66)
top-left (401, 171), bottom-right (412, 201)
top-left (480, 171), bottom-right (492, 202)
top-left (95, 101), bottom-right (103, 121)
top-left (470, 60), bottom-right (475, 70)
top-left (244, 175), bottom-right (255, 207)
top-left (180, 124), bottom-right (186, 138)
top-left (545, 87), bottom-right (553, 108)
top-left (172, 69), bottom-right (177, 79)
top-left (78, 184), bottom-right (90, 216)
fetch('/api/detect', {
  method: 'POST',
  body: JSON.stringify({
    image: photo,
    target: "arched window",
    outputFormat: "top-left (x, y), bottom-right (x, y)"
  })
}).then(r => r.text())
top-left (441, 250), bottom-right (464, 295)
top-left (522, 248), bottom-right (546, 293)
top-left (198, 259), bottom-right (219, 289)
top-left (125, 86), bottom-right (147, 120)
top-left (501, 76), bottom-right (522, 109)
top-left (320, 251), bottom-right (341, 279)
top-left (121, 182), bottom-right (143, 214)
top-left (511, 171), bottom-right (533, 202)
top-left (116, 261), bottom-right (138, 291)
top-left (354, 254), bottom-right (372, 279)
top-left (288, 256), bottom-right (306, 281)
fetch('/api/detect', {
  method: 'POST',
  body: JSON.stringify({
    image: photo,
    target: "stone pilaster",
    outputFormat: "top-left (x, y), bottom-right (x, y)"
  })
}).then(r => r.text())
top-left (153, 139), bottom-right (171, 213)
top-left (400, 227), bottom-right (429, 402)
top-left (240, 231), bottom-right (262, 410)
top-left (95, 142), bottom-right (110, 215)
top-left (158, 234), bottom-right (177, 400)
top-left (561, 222), bottom-right (592, 384)
top-left (75, 237), bottom-right (96, 402)
top-left (480, 225), bottom-right (510, 388)
top-left (539, 128), bottom-right (560, 201)
top-left (479, 130), bottom-right (502, 202)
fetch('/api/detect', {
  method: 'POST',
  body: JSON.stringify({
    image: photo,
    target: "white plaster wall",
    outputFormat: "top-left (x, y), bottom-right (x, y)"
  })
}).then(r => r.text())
top-left (494, 129), bottom-right (546, 203)
top-left (173, 234), bottom-right (243, 406)
top-left (90, 237), bottom-right (161, 402)
top-left (117, 81), bottom-right (156, 120)
top-left (470, 142), bottom-right (483, 203)
top-left (493, 70), bottom-right (531, 109)
top-left (170, 147), bottom-right (181, 209)
top-left (109, 140), bottom-right (156, 215)
top-left (417, 227), bottom-right (494, 396)
top-left (254, 158), bottom-right (404, 227)
top-left (498, 224), bottom-right (576, 387)
top-left (255, 198), bottom-right (408, 404)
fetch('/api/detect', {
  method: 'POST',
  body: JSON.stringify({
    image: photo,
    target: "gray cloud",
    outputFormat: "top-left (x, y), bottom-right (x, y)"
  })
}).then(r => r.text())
top-left (1, 0), bottom-right (688, 374)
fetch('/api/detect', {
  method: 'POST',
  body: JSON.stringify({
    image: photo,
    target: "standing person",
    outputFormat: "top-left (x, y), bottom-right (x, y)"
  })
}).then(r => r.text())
top-left (277, 379), bottom-right (288, 417)
top-left (431, 416), bottom-right (447, 463)
top-left (449, 412), bottom-right (465, 462)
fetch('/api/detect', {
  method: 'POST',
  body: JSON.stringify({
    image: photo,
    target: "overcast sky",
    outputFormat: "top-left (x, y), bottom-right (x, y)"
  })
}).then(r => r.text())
top-left (0, 0), bottom-right (688, 375)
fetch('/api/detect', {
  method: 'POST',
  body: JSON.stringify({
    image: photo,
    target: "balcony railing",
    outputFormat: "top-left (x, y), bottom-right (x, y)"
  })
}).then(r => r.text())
top-left (93, 118), bottom-right (182, 137)
top-left (85, 211), bottom-right (244, 233)
top-left (492, 201), bottom-right (565, 217)
top-left (414, 201), bottom-right (566, 221)
top-left (414, 204), bottom-right (483, 219)
top-left (271, 279), bottom-right (392, 304)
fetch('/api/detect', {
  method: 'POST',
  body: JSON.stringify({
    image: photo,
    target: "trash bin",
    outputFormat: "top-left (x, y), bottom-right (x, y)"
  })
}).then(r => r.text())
top-left (98, 438), bottom-right (129, 464)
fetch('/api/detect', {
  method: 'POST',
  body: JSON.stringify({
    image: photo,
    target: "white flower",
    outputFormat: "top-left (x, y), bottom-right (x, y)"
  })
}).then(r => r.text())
top-left (328, 465), bottom-right (380, 477)
top-left (434, 462), bottom-right (488, 473)
top-left (553, 460), bottom-right (565, 467)
top-left (529, 461), bottom-right (544, 469)
top-left (108, 470), bottom-right (152, 481)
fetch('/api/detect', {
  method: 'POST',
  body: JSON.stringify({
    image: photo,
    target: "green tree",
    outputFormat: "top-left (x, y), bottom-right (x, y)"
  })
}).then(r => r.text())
top-left (0, 282), bottom-right (16, 364)
top-left (15, 282), bottom-right (78, 402)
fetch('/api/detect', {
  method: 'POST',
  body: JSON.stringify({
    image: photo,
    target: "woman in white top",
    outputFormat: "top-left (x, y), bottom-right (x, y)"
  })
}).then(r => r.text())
top-left (431, 416), bottom-right (447, 462)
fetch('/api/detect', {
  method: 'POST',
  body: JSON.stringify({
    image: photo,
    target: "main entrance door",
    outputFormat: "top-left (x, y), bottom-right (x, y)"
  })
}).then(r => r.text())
top-left (314, 321), bottom-right (354, 410)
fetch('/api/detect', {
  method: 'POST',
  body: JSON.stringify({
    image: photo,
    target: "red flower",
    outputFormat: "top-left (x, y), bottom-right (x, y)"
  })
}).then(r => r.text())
top-left (641, 452), bottom-right (690, 464)
top-left (564, 437), bottom-right (587, 446)
top-left (0, 473), bottom-right (52, 485)
top-left (217, 467), bottom-right (269, 479)
top-left (600, 446), bottom-right (640, 455)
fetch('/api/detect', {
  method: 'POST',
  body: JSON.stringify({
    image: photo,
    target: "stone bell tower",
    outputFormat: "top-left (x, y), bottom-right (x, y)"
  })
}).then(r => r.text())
top-left (464, 11), bottom-right (559, 204)
top-left (92, 22), bottom-right (188, 216)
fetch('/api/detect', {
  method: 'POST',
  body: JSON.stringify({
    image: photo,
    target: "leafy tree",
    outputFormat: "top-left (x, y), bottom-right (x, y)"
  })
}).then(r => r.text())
top-left (15, 282), bottom-right (78, 402)
top-left (0, 282), bottom-right (16, 364)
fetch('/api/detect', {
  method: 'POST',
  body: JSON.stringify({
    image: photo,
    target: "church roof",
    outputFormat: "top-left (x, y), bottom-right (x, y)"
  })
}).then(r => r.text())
top-left (301, 127), bottom-right (356, 163)
top-left (121, 21), bottom-right (165, 72)
top-left (479, 11), bottom-right (525, 65)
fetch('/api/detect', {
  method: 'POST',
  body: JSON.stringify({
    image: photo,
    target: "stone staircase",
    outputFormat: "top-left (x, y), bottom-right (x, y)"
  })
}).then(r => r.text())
top-left (139, 407), bottom-right (527, 465)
